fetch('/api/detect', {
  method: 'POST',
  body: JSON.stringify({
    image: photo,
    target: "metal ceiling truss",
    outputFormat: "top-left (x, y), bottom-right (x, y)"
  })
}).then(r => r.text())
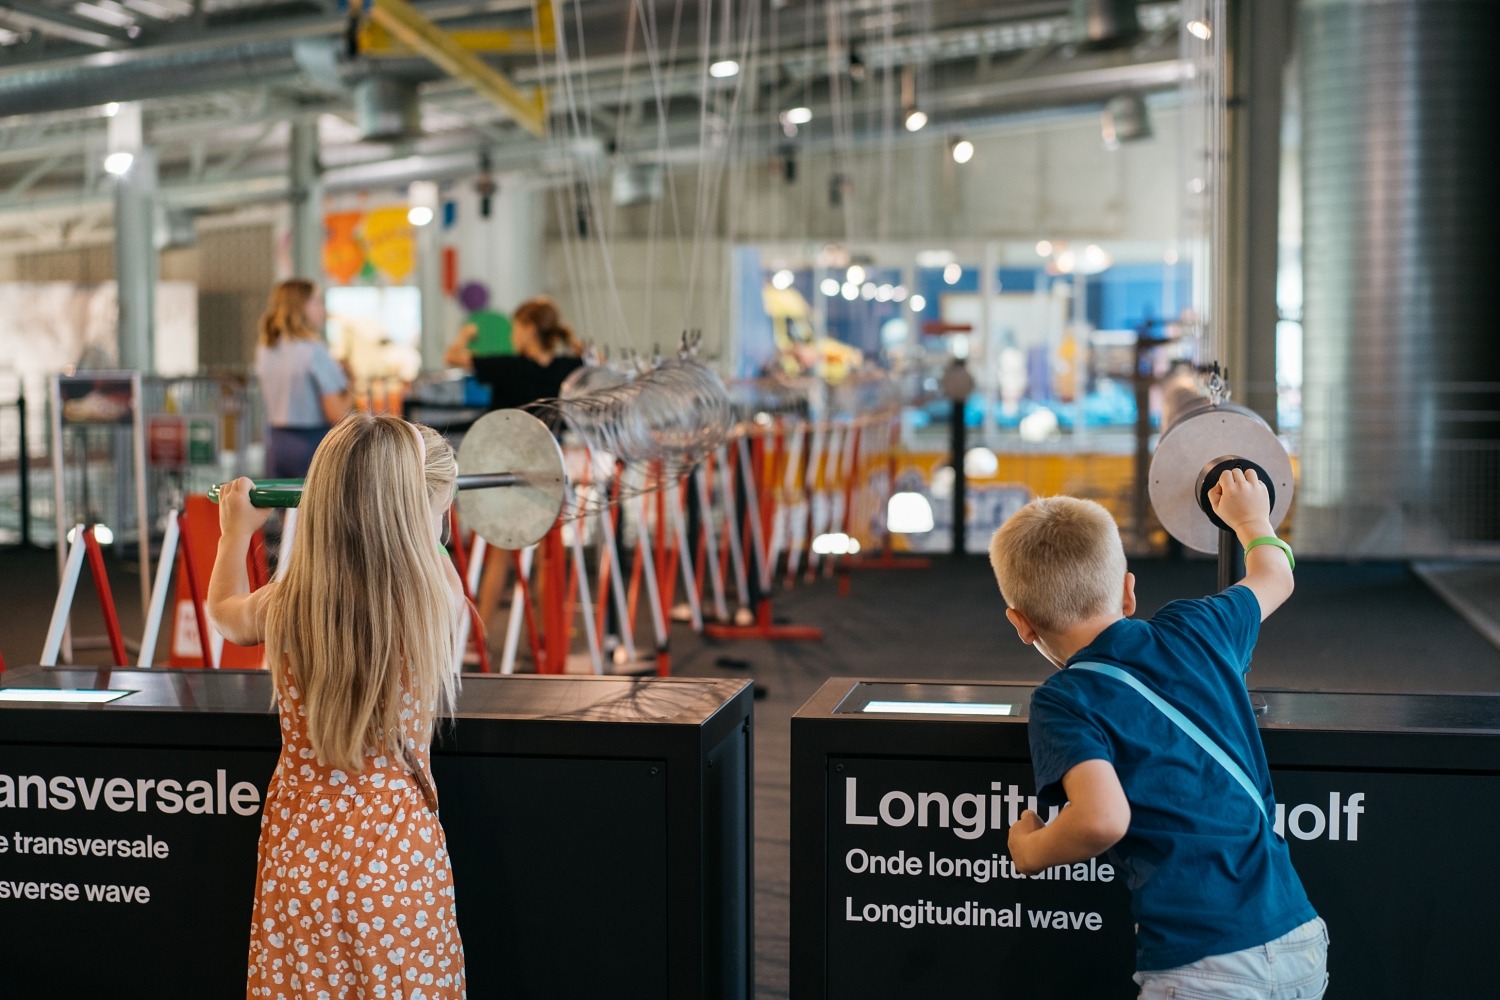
top-left (0, 1), bottom-right (1186, 246)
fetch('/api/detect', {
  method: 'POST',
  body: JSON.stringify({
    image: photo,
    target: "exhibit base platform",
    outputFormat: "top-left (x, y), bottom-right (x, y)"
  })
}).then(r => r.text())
top-left (0, 665), bottom-right (753, 999)
top-left (792, 678), bottom-right (1500, 999)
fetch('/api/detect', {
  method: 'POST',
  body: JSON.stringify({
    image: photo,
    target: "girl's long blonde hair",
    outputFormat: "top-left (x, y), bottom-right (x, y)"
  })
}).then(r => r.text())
top-left (259, 278), bottom-right (318, 347)
top-left (265, 413), bottom-right (459, 771)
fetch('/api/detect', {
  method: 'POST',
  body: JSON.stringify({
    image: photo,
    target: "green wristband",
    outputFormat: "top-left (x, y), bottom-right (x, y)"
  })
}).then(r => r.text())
top-left (1244, 535), bottom-right (1294, 570)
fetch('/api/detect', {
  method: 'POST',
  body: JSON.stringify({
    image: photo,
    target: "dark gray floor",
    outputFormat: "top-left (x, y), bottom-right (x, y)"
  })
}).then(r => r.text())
top-left (5, 546), bottom-right (1500, 998)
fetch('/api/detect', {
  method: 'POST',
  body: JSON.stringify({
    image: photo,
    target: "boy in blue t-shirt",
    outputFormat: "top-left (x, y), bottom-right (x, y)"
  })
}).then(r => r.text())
top-left (988, 469), bottom-right (1327, 998)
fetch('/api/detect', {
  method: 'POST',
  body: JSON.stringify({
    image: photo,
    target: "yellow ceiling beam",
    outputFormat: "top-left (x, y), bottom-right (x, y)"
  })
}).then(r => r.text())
top-left (368, 0), bottom-right (547, 137)
top-left (360, 2), bottom-right (556, 58)
top-left (362, 26), bottom-right (551, 55)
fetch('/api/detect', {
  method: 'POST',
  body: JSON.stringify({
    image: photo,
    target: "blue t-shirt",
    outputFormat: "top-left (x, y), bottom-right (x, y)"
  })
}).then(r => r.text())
top-left (1028, 584), bottom-right (1316, 971)
top-left (255, 338), bottom-right (348, 429)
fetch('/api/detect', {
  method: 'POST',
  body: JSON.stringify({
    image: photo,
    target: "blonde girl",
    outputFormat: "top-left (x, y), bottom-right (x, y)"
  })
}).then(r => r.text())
top-left (209, 413), bottom-right (468, 999)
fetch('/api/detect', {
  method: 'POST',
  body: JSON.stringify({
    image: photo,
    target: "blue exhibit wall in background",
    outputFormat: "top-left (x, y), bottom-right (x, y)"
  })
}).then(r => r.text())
top-left (746, 260), bottom-right (1192, 374)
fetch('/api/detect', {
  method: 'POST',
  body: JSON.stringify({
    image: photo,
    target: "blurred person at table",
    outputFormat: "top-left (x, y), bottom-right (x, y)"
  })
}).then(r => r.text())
top-left (466, 296), bottom-right (585, 634)
top-left (255, 278), bottom-right (353, 478)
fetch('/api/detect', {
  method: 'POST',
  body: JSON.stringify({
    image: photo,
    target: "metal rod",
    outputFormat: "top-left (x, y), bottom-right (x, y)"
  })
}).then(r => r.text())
top-left (1217, 528), bottom-right (1244, 592)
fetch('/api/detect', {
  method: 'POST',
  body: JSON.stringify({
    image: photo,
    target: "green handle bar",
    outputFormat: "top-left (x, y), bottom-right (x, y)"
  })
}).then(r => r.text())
top-left (208, 474), bottom-right (523, 508)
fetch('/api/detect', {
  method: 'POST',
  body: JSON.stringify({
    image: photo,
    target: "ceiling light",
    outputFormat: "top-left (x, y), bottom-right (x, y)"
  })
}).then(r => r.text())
top-left (771, 269), bottom-right (795, 290)
top-left (951, 138), bottom-right (974, 164)
top-left (841, 282), bottom-right (859, 301)
top-left (1036, 240), bottom-right (1054, 257)
top-left (943, 263), bottom-right (963, 285)
top-left (820, 278), bottom-right (841, 297)
top-left (784, 106), bottom-right (813, 126)
top-left (1164, 248), bottom-right (1179, 265)
top-left (892, 285), bottom-right (909, 302)
top-left (709, 60), bottom-right (740, 78)
top-left (876, 285), bottom-right (893, 302)
top-left (1186, 19), bottom-right (1213, 41)
top-left (103, 102), bottom-right (120, 117)
top-left (910, 293), bottom-right (927, 312)
top-left (407, 206), bottom-right (434, 227)
top-left (846, 264), bottom-right (865, 284)
top-left (904, 108), bottom-right (928, 132)
top-left (916, 249), bottom-right (955, 268)
top-left (103, 151), bottom-right (134, 176)
top-left (861, 282), bottom-right (877, 300)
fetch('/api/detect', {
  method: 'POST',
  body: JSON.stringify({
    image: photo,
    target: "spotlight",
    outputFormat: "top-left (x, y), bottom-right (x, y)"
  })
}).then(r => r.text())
top-left (67, 525), bottom-right (114, 545)
top-left (887, 493), bottom-right (935, 534)
top-left (408, 179), bottom-right (439, 226)
top-left (950, 138), bottom-right (974, 164)
top-left (103, 151), bottom-right (134, 176)
top-left (900, 65), bottom-right (926, 132)
top-left (710, 60), bottom-right (740, 78)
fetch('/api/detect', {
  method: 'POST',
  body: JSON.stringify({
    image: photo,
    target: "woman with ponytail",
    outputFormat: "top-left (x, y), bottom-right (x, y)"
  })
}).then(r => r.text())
top-left (468, 295), bottom-right (583, 412)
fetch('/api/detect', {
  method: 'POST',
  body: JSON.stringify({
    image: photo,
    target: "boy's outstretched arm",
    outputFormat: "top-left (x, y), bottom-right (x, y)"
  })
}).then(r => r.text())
top-left (1208, 467), bottom-right (1295, 621)
top-left (1008, 760), bottom-right (1130, 875)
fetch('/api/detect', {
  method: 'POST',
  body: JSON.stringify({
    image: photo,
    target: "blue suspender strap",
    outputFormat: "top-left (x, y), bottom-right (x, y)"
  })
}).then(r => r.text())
top-left (1069, 662), bottom-right (1269, 822)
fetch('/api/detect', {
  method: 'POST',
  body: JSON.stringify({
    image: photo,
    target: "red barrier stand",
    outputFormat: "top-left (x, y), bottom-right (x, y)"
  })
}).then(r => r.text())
top-left (703, 426), bottom-right (823, 643)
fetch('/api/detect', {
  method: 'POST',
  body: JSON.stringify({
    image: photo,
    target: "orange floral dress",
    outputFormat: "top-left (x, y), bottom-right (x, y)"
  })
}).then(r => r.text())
top-left (247, 674), bottom-right (466, 999)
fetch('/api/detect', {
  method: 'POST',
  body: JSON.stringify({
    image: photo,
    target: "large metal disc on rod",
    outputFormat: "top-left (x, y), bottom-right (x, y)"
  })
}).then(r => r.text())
top-left (1148, 394), bottom-right (1293, 554)
top-left (208, 409), bottom-right (569, 550)
top-left (455, 409), bottom-right (568, 550)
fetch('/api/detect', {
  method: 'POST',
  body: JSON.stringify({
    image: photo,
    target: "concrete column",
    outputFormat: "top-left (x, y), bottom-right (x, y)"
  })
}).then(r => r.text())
top-left (484, 175), bottom-right (543, 314)
top-left (417, 217), bottom-right (446, 372)
top-left (113, 146), bottom-right (158, 373)
top-left (289, 118), bottom-right (324, 282)
top-left (1225, 0), bottom-right (1291, 425)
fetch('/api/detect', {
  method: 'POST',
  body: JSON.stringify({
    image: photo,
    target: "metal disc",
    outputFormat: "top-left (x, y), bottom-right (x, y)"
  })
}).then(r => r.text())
top-left (1148, 404), bottom-right (1294, 553)
top-left (456, 409), bottom-right (568, 550)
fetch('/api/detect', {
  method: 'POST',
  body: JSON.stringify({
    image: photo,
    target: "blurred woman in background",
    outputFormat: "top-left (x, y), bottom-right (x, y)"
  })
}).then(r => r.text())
top-left (256, 279), bottom-right (352, 478)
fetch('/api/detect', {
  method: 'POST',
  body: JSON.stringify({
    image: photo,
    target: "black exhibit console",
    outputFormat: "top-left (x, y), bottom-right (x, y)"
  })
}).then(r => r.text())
top-left (792, 679), bottom-right (1500, 999)
top-left (0, 665), bottom-right (752, 999)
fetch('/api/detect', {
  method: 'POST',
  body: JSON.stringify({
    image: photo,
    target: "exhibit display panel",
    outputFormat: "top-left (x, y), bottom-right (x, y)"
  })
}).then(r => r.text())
top-left (792, 679), bottom-right (1500, 998)
top-left (0, 666), bottom-right (752, 999)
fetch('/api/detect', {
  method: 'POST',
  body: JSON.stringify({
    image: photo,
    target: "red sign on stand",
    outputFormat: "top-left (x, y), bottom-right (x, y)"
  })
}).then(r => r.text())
top-left (148, 416), bottom-right (187, 467)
